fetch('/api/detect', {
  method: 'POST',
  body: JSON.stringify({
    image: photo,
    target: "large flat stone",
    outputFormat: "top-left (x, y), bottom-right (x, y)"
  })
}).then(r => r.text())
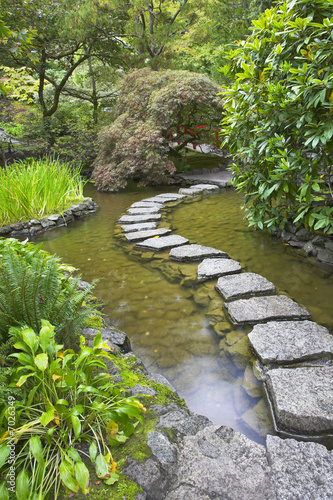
top-left (249, 320), bottom-right (333, 365)
top-left (154, 193), bottom-right (185, 200)
top-left (130, 201), bottom-right (164, 209)
top-left (127, 206), bottom-right (161, 214)
top-left (225, 295), bottom-right (311, 326)
top-left (178, 184), bottom-right (219, 195)
top-left (125, 228), bottom-right (171, 242)
top-left (198, 258), bottom-right (240, 281)
top-left (216, 272), bottom-right (276, 300)
top-left (178, 187), bottom-right (203, 196)
top-left (169, 244), bottom-right (228, 262)
top-left (267, 435), bottom-right (333, 500)
top-left (121, 222), bottom-right (157, 232)
top-left (118, 213), bottom-right (161, 224)
top-left (136, 235), bottom-right (189, 251)
top-left (266, 366), bottom-right (333, 433)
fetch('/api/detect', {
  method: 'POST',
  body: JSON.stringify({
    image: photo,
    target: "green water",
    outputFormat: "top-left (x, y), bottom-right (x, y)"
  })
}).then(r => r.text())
top-left (33, 183), bottom-right (333, 445)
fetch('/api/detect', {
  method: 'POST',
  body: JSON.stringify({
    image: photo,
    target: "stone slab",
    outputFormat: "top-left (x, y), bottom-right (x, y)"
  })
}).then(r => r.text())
top-left (178, 188), bottom-right (203, 196)
top-left (125, 228), bottom-right (171, 242)
top-left (267, 435), bottom-right (333, 500)
top-left (225, 295), bottom-right (311, 326)
top-left (189, 183), bottom-right (220, 191)
top-left (249, 320), bottom-right (333, 365)
top-left (118, 213), bottom-right (161, 224)
top-left (266, 366), bottom-right (333, 433)
top-left (178, 170), bottom-right (233, 188)
top-left (154, 193), bottom-right (185, 200)
top-left (136, 235), bottom-right (189, 251)
top-left (216, 272), bottom-right (276, 300)
top-left (169, 244), bottom-right (228, 262)
top-left (198, 258), bottom-right (241, 281)
top-left (136, 197), bottom-right (167, 204)
top-left (127, 206), bottom-right (161, 215)
top-left (130, 201), bottom-right (164, 209)
top-left (121, 222), bottom-right (157, 232)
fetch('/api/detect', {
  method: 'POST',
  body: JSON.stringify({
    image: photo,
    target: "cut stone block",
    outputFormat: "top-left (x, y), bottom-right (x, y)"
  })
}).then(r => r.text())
top-left (125, 228), bottom-right (171, 242)
top-left (198, 258), bottom-right (240, 281)
top-left (154, 193), bottom-right (185, 200)
top-left (130, 202), bottom-right (164, 209)
top-left (249, 320), bottom-right (333, 365)
top-left (136, 235), bottom-right (189, 251)
top-left (216, 272), bottom-right (276, 300)
top-left (266, 366), bottom-right (333, 433)
top-left (267, 435), bottom-right (333, 500)
top-left (225, 295), bottom-right (311, 326)
top-left (127, 206), bottom-right (161, 214)
top-left (119, 214), bottom-right (161, 224)
top-left (169, 244), bottom-right (228, 262)
top-left (136, 197), bottom-right (167, 204)
top-left (189, 183), bottom-right (219, 191)
top-left (121, 222), bottom-right (157, 232)
top-left (178, 188), bottom-right (203, 196)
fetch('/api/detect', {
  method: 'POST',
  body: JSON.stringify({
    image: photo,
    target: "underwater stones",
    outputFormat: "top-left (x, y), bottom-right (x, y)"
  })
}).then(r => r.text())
top-left (136, 235), bottom-right (189, 251)
top-left (130, 201), bottom-right (164, 209)
top-left (225, 335), bottom-right (253, 370)
top-left (266, 435), bottom-right (333, 500)
top-left (216, 272), bottom-right (276, 300)
top-left (240, 398), bottom-right (274, 437)
top-left (125, 228), bottom-right (172, 242)
top-left (249, 320), bottom-right (333, 365)
top-left (119, 213), bottom-right (161, 224)
top-left (121, 222), bottom-right (157, 232)
top-left (127, 206), bottom-right (161, 215)
top-left (266, 366), bottom-right (333, 433)
top-left (242, 363), bottom-right (263, 399)
top-left (225, 295), bottom-right (311, 326)
top-left (198, 258), bottom-right (240, 281)
top-left (170, 244), bottom-right (228, 262)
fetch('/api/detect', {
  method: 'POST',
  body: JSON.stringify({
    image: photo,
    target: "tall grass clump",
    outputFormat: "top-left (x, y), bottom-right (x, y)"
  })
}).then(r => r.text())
top-left (0, 158), bottom-right (84, 226)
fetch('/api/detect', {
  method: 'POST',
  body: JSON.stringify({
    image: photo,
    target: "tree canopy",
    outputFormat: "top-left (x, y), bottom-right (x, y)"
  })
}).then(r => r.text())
top-left (221, 0), bottom-right (333, 234)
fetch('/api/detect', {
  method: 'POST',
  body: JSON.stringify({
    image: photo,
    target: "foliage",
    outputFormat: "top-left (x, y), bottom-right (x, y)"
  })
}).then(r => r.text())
top-left (221, 0), bottom-right (333, 234)
top-left (92, 68), bottom-right (223, 191)
top-left (0, 242), bottom-right (96, 346)
top-left (0, 157), bottom-right (84, 226)
top-left (0, 322), bottom-right (144, 498)
top-left (0, 66), bottom-right (39, 103)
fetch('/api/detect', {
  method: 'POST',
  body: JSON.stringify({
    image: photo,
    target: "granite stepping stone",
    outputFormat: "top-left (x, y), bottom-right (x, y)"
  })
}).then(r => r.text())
top-left (136, 235), bottom-right (189, 251)
top-left (225, 295), bottom-right (311, 326)
top-left (198, 258), bottom-right (240, 281)
top-left (127, 206), bottom-right (161, 215)
top-left (248, 320), bottom-right (333, 364)
top-left (119, 214), bottom-right (161, 224)
top-left (154, 193), bottom-right (186, 200)
top-left (188, 183), bottom-right (220, 191)
top-left (266, 366), bottom-right (333, 433)
top-left (169, 244), bottom-right (228, 262)
top-left (125, 228), bottom-right (171, 242)
top-left (136, 197), bottom-right (167, 204)
top-left (130, 202), bottom-right (164, 209)
top-left (216, 272), bottom-right (276, 300)
top-left (121, 222), bottom-right (157, 232)
top-left (178, 188), bottom-right (203, 196)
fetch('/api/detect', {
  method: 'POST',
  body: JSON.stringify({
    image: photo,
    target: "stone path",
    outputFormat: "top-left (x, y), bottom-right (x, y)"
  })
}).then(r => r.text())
top-left (116, 181), bottom-right (333, 498)
top-left (177, 169), bottom-right (233, 188)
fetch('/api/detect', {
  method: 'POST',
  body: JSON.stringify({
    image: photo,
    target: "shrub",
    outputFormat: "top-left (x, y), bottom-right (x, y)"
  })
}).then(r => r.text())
top-left (221, 0), bottom-right (333, 234)
top-left (0, 157), bottom-right (84, 226)
top-left (0, 321), bottom-right (144, 498)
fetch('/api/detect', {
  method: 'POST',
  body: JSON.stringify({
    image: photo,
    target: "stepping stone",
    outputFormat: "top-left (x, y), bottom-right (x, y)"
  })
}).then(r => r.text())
top-left (198, 258), bottom-right (240, 281)
top-left (266, 366), bottom-right (333, 433)
top-left (136, 235), bottom-right (189, 251)
top-left (169, 244), bottom-right (228, 262)
top-left (267, 435), bottom-right (333, 500)
top-left (178, 187), bottom-right (203, 196)
top-left (248, 320), bottom-right (333, 365)
top-left (189, 183), bottom-right (220, 191)
top-left (127, 206), bottom-right (161, 215)
top-left (121, 222), bottom-right (157, 232)
top-left (125, 228), bottom-right (171, 242)
top-left (137, 197), bottom-right (167, 204)
top-left (119, 214), bottom-right (161, 224)
top-left (225, 295), bottom-right (311, 326)
top-left (216, 272), bottom-right (276, 300)
top-left (154, 193), bottom-right (185, 200)
top-left (130, 202), bottom-right (164, 209)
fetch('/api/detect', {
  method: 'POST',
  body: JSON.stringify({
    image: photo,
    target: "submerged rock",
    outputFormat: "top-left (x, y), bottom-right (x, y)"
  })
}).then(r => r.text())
top-left (198, 258), bottom-right (240, 281)
top-left (248, 320), bottom-right (333, 365)
top-left (170, 244), bottom-right (228, 262)
top-left (240, 398), bottom-right (274, 437)
top-left (216, 272), bottom-right (276, 300)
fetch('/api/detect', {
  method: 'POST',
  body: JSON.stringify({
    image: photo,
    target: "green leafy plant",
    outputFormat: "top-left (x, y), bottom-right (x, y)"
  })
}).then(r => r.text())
top-left (0, 157), bottom-right (84, 227)
top-left (0, 241), bottom-right (96, 345)
top-left (0, 321), bottom-right (144, 498)
top-left (221, 0), bottom-right (333, 234)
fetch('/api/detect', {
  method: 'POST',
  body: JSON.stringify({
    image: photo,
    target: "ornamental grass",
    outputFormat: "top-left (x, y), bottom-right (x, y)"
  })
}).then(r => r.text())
top-left (0, 158), bottom-right (84, 226)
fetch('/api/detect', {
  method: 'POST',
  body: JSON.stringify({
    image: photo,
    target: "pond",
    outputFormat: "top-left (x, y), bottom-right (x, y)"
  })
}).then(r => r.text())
top-left (33, 181), bottom-right (333, 446)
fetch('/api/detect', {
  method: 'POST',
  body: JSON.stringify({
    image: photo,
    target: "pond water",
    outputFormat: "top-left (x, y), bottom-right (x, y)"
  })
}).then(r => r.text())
top-left (33, 182), bottom-right (333, 445)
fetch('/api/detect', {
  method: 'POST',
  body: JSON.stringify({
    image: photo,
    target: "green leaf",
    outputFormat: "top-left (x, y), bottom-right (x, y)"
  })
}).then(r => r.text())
top-left (16, 373), bottom-right (34, 387)
top-left (95, 454), bottom-right (109, 478)
top-left (74, 461), bottom-right (90, 493)
top-left (34, 353), bottom-right (48, 372)
top-left (22, 328), bottom-right (37, 351)
top-left (0, 481), bottom-right (9, 500)
top-left (93, 331), bottom-right (102, 348)
top-left (89, 442), bottom-right (98, 463)
top-left (29, 436), bottom-right (45, 466)
top-left (0, 444), bottom-right (10, 469)
top-left (59, 460), bottom-right (79, 493)
top-left (67, 447), bottom-right (82, 462)
top-left (71, 416), bottom-right (81, 439)
top-left (104, 472), bottom-right (119, 485)
top-left (40, 408), bottom-right (55, 427)
top-left (16, 469), bottom-right (30, 500)
top-left (39, 322), bottom-right (54, 352)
